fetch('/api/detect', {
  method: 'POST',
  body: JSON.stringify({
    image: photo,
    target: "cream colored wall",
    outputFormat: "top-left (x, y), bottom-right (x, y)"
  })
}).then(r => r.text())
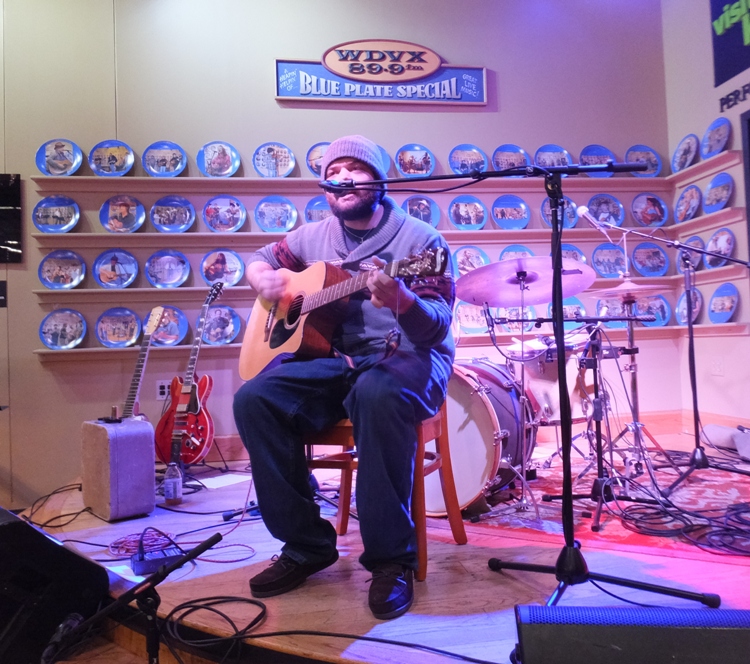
top-left (661, 0), bottom-right (750, 424)
top-left (1, 0), bottom-right (683, 507)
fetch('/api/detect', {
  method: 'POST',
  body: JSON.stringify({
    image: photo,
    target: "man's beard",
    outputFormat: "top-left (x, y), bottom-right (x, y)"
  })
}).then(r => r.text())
top-left (329, 187), bottom-right (381, 221)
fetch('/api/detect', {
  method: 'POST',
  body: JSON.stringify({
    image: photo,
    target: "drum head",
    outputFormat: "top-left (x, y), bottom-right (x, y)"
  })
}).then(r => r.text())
top-left (425, 360), bottom-right (534, 516)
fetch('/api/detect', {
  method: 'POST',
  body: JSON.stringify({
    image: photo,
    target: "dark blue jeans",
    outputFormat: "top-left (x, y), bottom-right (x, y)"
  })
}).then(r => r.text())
top-left (232, 351), bottom-right (446, 571)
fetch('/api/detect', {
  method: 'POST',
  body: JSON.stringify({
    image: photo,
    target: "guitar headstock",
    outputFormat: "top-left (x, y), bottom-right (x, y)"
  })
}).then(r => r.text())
top-left (144, 306), bottom-right (167, 336)
top-left (391, 247), bottom-right (448, 278)
top-left (207, 282), bottom-right (224, 305)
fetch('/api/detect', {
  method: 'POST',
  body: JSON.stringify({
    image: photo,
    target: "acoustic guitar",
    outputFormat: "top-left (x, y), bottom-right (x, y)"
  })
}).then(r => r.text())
top-left (239, 248), bottom-right (448, 381)
top-left (154, 283), bottom-right (223, 465)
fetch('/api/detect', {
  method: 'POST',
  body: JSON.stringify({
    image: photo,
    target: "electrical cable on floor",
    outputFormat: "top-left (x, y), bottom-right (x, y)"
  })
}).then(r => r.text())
top-left (158, 594), bottom-right (501, 664)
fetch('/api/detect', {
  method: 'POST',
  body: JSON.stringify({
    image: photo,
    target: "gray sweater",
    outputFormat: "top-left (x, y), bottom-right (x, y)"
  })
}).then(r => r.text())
top-left (247, 197), bottom-right (455, 382)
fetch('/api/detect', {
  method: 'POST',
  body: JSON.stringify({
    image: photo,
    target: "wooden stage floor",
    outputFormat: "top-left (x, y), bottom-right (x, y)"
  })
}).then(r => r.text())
top-left (22, 435), bottom-right (750, 664)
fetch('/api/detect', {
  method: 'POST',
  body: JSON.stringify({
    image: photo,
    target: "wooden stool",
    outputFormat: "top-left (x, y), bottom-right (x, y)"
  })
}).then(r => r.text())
top-left (305, 401), bottom-right (467, 581)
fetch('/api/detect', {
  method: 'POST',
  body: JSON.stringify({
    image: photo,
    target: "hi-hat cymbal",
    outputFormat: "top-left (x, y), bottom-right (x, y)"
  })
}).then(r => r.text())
top-left (456, 256), bottom-right (596, 308)
top-left (591, 279), bottom-right (664, 301)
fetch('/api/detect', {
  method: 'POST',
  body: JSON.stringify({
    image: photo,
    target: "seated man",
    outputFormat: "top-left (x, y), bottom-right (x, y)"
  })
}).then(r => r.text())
top-left (233, 135), bottom-right (455, 619)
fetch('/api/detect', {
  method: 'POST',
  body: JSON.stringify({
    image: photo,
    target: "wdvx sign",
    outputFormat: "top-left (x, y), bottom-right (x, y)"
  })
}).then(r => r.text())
top-left (276, 39), bottom-right (487, 105)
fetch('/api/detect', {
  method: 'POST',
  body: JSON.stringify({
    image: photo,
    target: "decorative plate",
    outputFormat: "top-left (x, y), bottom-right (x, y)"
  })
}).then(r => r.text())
top-left (99, 195), bottom-right (145, 233)
top-left (148, 305), bottom-right (188, 346)
top-left (306, 142), bottom-right (330, 177)
top-left (203, 195), bottom-right (246, 233)
top-left (35, 139), bottom-right (83, 176)
top-left (252, 141), bottom-right (295, 178)
top-left (142, 141), bottom-right (187, 177)
top-left (701, 117), bottom-right (732, 159)
top-left (591, 242), bottom-right (627, 278)
top-left (378, 145), bottom-right (392, 175)
top-left (305, 195), bottom-right (332, 223)
top-left (703, 172), bottom-right (734, 214)
top-left (402, 195), bottom-right (440, 227)
top-left (579, 144), bottom-right (616, 178)
top-left (708, 282), bottom-right (739, 323)
top-left (454, 300), bottom-right (488, 334)
top-left (88, 140), bottom-right (134, 176)
top-left (452, 245), bottom-right (490, 277)
top-left (704, 227), bottom-right (735, 269)
top-left (534, 143), bottom-right (572, 170)
top-left (33, 196), bottom-right (80, 233)
top-left (540, 196), bottom-right (578, 228)
top-left (150, 195), bottom-right (195, 233)
top-left (492, 144), bottom-right (530, 174)
top-left (631, 192), bottom-right (668, 227)
top-left (500, 244), bottom-right (534, 261)
top-left (197, 141), bottom-right (240, 177)
top-left (255, 195), bottom-right (297, 232)
top-left (597, 298), bottom-right (628, 329)
top-left (636, 295), bottom-right (671, 327)
top-left (625, 144), bottom-right (661, 177)
top-left (38, 250), bottom-right (85, 289)
top-left (631, 242), bottom-right (669, 277)
top-left (95, 307), bottom-right (141, 348)
top-left (671, 134), bottom-right (699, 173)
top-left (548, 296), bottom-right (585, 331)
top-left (676, 235), bottom-right (705, 274)
top-left (674, 185), bottom-right (702, 223)
top-left (560, 243), bottom-right (587, 264)
top-left (145, 249), bottom-right (190, 288)
top-left (395, 144), bottom-right (435, 178)
top-left (498, 305), bottom-right (537, 333)
top-left (448, 195), bottom-right (488, 230)
top-left (448, 144), bottom-right (489, 175)
top-left (491, 194), bottom-right (530, 229)
top-left (92, 249), bottom-right (138, 289)
top-left (39, 309), bottom-right (86, 350)
top-left (675, 289), bottom-right (703, 326)
top-left (200, 249), bottom-right (245, 287)
top-left (201, 305), bottom-right (241, 345)
top-left (586, 193), bottom-right (625, 227)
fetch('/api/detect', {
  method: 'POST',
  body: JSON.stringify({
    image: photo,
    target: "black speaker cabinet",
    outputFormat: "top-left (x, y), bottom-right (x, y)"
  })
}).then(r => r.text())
top-left (0, 508), bottom-right (110, 663)
top-left (514, 605), bottom-right (750, 664)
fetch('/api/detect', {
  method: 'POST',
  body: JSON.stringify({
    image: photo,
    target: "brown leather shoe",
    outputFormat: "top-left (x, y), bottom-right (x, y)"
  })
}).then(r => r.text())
top-left (368, 563), bottom-right (414, 619)
top-left (249, 551), bottom-right (339, 598)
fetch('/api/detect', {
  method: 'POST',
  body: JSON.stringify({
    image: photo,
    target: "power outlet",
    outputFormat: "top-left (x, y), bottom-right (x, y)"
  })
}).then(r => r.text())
top-left (156, 380), bottom-right (171, 401)
top-left (710, 358), bottom-right (724, 377)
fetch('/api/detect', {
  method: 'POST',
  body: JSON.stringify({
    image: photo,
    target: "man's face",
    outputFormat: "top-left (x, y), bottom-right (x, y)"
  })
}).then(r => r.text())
top-left (324, 158), bottom-right (381, 221)
top-left (119, 204), bottom-right (129, 215)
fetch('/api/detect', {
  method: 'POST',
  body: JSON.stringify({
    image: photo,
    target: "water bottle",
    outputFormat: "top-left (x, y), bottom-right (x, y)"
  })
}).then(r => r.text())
top-left (163, 462), bottom-right (183, 505)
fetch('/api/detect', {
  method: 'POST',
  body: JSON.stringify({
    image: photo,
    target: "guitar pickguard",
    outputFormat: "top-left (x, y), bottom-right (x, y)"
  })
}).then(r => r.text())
top-left (269, 317), bottom-right (299, 349)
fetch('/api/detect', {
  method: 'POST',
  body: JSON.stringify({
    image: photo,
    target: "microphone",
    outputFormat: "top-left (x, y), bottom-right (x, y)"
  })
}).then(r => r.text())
top-left (576, 205), bottom-right (602, 230)
top-left (318, 179), bottom-right (356, 192)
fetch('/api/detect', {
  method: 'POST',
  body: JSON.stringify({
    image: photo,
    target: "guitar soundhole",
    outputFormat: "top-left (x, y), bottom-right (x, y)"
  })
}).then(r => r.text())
top-left (285, 295), bottom-right (304, 328)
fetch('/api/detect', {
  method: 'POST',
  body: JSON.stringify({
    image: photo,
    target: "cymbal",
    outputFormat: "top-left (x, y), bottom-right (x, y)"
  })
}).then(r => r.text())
top-left (456, 256), bottom-right (596, 308)
top-left (591, 279), bottom-right (664, 302)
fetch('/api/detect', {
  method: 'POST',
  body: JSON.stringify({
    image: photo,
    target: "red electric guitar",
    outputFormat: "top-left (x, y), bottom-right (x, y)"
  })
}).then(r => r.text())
top-left (154, 283), bottom-right (223, 465)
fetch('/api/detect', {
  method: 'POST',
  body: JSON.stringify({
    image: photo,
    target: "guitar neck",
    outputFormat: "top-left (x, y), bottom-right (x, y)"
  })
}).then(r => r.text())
top-left (122, 333), bottom-right (152, 418)
top-left (300, 270), bottom-right (371, 315)
top-left (181, 303), bottom-right (210, 393)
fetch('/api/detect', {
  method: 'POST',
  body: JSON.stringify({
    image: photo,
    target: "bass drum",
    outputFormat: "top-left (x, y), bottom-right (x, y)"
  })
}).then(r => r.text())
top-left (424, 359), bottom-right (536, 516)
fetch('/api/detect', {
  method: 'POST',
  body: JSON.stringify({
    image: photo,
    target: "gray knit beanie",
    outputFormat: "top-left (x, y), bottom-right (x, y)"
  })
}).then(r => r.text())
top-left (320, 135), bottom-right (388, 183)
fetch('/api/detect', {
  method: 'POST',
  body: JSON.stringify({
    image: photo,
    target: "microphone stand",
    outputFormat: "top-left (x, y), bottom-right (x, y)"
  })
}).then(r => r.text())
top-left (44, 533), bottom-right (222, 664)
top-left (580, 219), bottom-right (750, 497)
top-left (324, 162), bottom-right (721, 611)
top-left (481, 166), bottom-right (719, 612)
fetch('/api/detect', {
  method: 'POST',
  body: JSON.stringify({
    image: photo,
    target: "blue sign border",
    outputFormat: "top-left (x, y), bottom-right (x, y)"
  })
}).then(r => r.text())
top-left (276, 60), bottom-right (486, 105)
